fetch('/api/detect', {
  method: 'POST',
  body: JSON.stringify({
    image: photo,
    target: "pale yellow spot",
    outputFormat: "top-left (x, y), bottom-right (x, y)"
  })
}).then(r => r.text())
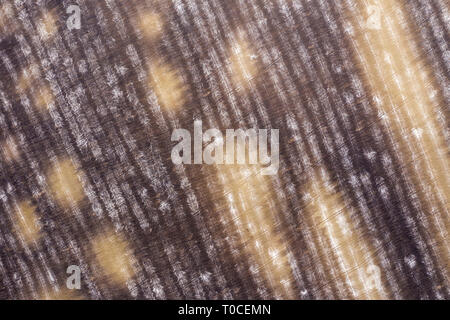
top-left (304, 171), bottom-right (387, 299)
top-left (47, 158), bottom-right (85, 208)
top-left (91, 230), bottom-right (135, 285)
top-left (1, 136), bottom-right (20, 163)
top-left (350, 0), bottom-right (449, 281)
top-left (138, 12), bottom-right (163, 40)
top-left (228, 39), bottom-right (259, 88)
top-left (38, 11), bottom-right (57, 40)
top-left (34, 85), bottom-right (54, 111)
top-left (14, 201), bottom-right (41, 245)
top-left (16, 68), bottom-right (34, 94)
top-left (213, 148), bottom-right (294, 298)
top-left (148, 62), bottom-right (186, 110)
top-left (16, 65), bottom-right (54, 111)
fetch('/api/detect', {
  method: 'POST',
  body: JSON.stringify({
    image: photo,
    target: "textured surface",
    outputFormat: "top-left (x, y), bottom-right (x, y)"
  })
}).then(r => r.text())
top-left (0, 0), bottom-right (448, 299)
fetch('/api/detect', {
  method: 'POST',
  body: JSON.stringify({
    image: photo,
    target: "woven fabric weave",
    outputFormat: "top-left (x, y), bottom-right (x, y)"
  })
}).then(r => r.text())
top-left (0, 0), bottom-right (448, 299)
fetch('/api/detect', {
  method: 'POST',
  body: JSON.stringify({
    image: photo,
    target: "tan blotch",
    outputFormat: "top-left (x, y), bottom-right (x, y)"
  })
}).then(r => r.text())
top-left (349, 0), bottom-right (449, 280)
top-left (148, 62), bottom-right (187, 111)
top-left (138, 11), bottom-right (163, 40)
top-left (1, 136), bottom-right (20, 163)
top-left (16, 65), bottom-right (54, 111)
top-left (34, 85), bottom-right (54, 110)
top-left (0, 3), bottom-right (13, 35)
top-left (304, 170), bottom-right (387, 299)
top-left (47, 158), bottom-right (85, 208)
top-left (16, 66), bottom-right (35, 94)
top-left (213, 156), bottom-right (294, 298)
top-left (0, 5), bottom-right (5, 32)
top-left (228, 39), bottom-right (259, 88)
top-left (91, 230), bottom-right (135, 285)
top-left (14, 201), bottom-right (41, 245)
top-left (38, 11), bottom-right (57, 40)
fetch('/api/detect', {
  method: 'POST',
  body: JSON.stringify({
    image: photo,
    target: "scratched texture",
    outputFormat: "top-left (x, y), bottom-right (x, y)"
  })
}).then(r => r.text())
top-left (0, 0), bottom-right (448, 299)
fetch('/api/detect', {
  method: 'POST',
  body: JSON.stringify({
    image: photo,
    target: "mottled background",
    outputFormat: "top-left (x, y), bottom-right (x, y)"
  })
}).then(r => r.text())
top-left (0, 0), bottom-right (448, 299)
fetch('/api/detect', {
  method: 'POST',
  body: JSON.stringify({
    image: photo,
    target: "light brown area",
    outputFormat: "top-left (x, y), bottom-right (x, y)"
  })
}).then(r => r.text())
top-left (1, 136), bottom-right (20, 163)
top-left (0, 3), bottom-right (13, 35)
top-left (91, 230), bottom-right (135, 286)
top-left (138, 11), bottom-right (163, 40)
top-left (349, 0), bottom-right (449, 280)
top-left (228, 39), bottom-right (259, 89)
top-left (34, 85), bottom-right (54, 111)
top-left (304, 170), bottom-right (387, 299)
top-left (38, 11), bottom-right (57, 40)
top-left (16, 65), bottom-right (54, 112)
top-left (148, 62), bottom-right (187, 111)
top-left (47, 158), bottom-right (85, 208)
top-left (14, 201), bottom-right (41, 245)
top-left (215, 163), bottom-right (294, 298)
top-left (16, 67), bottom-right (35, 94)
top-left (0, 5), bottom-right (5, 31)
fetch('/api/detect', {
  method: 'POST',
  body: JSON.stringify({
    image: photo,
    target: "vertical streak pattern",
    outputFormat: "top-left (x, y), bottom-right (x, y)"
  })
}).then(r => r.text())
top-left (346, 0), bottom-right (449, 289)
top-left (0, 0), bottom-right (448, 300)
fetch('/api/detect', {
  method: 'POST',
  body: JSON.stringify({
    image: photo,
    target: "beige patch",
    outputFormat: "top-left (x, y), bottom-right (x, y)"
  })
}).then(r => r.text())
top-left (228, 39), bottom-right (259, 88)
top-left (0, 3), bottom-right (12, 35)
top-left (349, 0), bottom-right (449, 281)
top-left (0, 5), bottom-right (5, 31)
top-left (15, 201), bottom-right (41, 245)
top-left (214, 159), bottom-right (294, 298)
top-left (91, 230), bottom-right (135, 285)
top-left (47, 158), bottom-right (85, 208)
top-left (138, 11), bottom-right (163, 40)
top-left (304, 170), bottom-right (387, 299)
top-left (16, 65), bottom-right (54, 111)
top-left (34, 85), bottom-right (54, 111)
top-left (2, 136), bottom-right (20, 163)
top-left (16, 67), bottom-right (35, 95)
top-left (148, 62), bottom-right (187, 111)
top-left (38, 11), bottom-right (57, 40)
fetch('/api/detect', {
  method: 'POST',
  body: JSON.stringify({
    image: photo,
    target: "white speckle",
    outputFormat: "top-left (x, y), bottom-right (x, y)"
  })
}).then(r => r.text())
top-left (303, 192), bottom-right (312, 202)
top-left (412, 127), bottom-right (423, 139)
top-left (200, 272), bottom-right (212, 283)
top-left (373, 95), bottom-right (383, 106)
top-left (116, 64), bottom-right (128, 76)
top-left (364, 150), bottom-right (376, 161)
top-left (159, 201), bottom-right (169, 212)
top-left (78, 60), bottom-right (87, 74)
top-left (152, 283), bottom-right (164, 299)
top-left (404, 254), bottom-right (417, 268)
top-left (378, 110), bottom-right (388, 121)
top-left (127, 280), bottom-right (139, 297)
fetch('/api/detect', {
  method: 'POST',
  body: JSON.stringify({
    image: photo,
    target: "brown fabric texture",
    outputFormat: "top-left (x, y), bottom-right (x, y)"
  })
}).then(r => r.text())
top-left (0, 0), bottom-right (448, 299)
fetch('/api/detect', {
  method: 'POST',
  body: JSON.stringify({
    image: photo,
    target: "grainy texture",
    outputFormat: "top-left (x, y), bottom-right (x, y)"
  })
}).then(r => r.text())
top-left (0, 0), bottom-right (448, 299)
